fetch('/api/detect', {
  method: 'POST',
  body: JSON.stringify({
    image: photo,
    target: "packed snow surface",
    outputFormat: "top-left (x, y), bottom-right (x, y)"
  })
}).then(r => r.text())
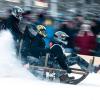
top-left (0, 30), bottom-right (100, 100)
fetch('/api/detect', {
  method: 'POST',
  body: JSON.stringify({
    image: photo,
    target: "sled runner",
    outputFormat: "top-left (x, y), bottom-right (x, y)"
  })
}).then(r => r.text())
top-left (29, 65), bottom-right (89, 84)
top-left (28, 56), bottom-right (95, 85)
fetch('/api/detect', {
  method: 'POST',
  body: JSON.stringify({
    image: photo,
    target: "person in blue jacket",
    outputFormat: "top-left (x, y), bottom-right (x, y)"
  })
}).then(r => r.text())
top-left (43, 17), bottom-right (55, 48)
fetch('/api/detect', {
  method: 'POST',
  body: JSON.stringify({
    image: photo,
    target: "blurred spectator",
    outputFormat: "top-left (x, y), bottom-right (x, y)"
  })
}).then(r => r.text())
top-left (57, 21), bottom-right (78, 52)
top-left (91, 19), bottom-right (100, 35)
top-left (6, 8), bottom-right (12, 17)
top-left (74, 23), bottom-right (96, 55)
top-left (35, 13), bottom-right (46, 25)
top-left (74, 14), bottom-right (84, 29)
top-left (58, 20), bottom-right (78, 37)
top-left (20, 10), bottom-right (33, 33)
top-left (23, 10), bottom-right (32, 19)
top-left (66, 20), bottom-right (78, 37)
top-left (95, 33), bottom-right (100, 56)
top-left (43, 17), bottom-right (55, 48)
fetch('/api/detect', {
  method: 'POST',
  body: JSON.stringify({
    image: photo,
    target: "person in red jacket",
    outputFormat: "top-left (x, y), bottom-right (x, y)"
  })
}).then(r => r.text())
top-left (74, 22), bottom-right (96, 56)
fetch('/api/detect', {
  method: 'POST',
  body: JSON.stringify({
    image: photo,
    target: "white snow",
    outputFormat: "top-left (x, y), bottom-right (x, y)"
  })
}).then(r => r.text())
top-left (0, 30), bottom-right (34, 79)
top-left (0, 30), bottom-right (100, 100)
top-left (0, 76), bottom-right (100, 100)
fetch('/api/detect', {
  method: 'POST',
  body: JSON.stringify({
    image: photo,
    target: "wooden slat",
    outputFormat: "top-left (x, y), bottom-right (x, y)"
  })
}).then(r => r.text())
top-left (30, 65), bottom-right (88, 75)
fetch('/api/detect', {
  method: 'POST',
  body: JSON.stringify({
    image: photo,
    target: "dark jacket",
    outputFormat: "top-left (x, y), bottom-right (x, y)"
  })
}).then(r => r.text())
top-left (0, 15), bottom-right (22, 42)
top-left (21, 24), bottom-right (47, 63)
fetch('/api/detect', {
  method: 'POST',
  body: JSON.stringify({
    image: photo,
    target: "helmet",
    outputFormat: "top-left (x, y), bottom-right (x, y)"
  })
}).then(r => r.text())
top-left (55, 31), bottom-right (69, 41)
top-left (54, 31), bottom-right (69, 45)
top-left (11, 6), bottom-right (24, 20)
top-left (36, 25), bottom-right (47, 37)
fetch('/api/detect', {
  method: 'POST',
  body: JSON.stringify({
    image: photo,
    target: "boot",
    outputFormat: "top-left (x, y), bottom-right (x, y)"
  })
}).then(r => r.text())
top-left (94, 65), bottom-right (100, 73)
top-left (59, 73), bottom-right (75, 83)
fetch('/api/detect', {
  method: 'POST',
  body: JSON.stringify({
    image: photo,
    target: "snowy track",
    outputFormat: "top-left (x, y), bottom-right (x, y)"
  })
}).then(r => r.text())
top-left (0, 75), bottom-right (100, 100)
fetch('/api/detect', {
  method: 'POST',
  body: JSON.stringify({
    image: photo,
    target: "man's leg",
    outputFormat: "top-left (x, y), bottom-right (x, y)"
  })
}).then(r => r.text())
top-left (50, 44), bottom-right (71, 73)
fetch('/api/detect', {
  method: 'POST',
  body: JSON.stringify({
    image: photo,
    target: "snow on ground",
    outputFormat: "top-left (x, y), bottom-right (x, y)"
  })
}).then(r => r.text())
top-left (80, 73), bottom-right (100, 87)
top-left (0, 76), bottom-right (100, 100)
top-left (0, 30), bottom-right (100, 100)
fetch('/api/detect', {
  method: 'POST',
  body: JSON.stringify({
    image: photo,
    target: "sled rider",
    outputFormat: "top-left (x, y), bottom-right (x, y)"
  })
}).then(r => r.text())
top-left (21, 24), bottom-right (72, 73)
top-left (0, 6), bottom-right (24, 54)
top-left (49, 31), bottom-right (100, 74)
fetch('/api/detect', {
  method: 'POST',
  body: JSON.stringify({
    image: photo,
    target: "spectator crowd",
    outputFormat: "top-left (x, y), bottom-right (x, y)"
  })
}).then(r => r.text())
top-left (1, 7), bottom-right (100, 57)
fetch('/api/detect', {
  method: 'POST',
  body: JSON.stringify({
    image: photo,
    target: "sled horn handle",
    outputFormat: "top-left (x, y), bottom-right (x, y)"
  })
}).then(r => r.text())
top-left (90, 56), bottom-right (95, 66)
top-left (45, 53), bottom-right (49, 67)
top-left (71, 68), bottom-right (88, 75)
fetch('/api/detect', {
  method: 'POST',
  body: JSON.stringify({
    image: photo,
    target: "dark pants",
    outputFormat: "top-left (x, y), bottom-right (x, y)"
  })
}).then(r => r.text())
top-left (50, 44), bottom-right (68, 70)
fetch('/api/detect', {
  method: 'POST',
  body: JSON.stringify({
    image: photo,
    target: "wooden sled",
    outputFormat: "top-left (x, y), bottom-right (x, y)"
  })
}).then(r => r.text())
top-left (29, 65), bottom-right (89, 85)
top-left (28, 54), bottom-right (95, 85)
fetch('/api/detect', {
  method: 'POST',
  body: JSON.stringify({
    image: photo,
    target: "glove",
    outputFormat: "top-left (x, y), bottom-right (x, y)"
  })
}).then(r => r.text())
top-left (66, 67), bottom-right (72, 73)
